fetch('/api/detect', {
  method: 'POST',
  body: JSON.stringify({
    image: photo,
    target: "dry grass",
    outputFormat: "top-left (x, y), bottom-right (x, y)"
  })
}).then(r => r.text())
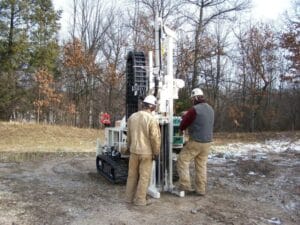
top-left (0, 121), bottom-right (104, 152)
top-left (0, 121), bottom-right (298, 152)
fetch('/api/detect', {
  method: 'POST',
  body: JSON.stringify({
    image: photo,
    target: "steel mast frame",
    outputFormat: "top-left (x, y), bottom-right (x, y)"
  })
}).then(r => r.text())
top-left (147, 16), bottom-right (185, 198)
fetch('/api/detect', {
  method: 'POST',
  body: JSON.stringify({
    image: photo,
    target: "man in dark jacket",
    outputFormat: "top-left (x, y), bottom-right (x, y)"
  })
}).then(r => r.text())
top-left (176, 88), bottom-right (214, 196)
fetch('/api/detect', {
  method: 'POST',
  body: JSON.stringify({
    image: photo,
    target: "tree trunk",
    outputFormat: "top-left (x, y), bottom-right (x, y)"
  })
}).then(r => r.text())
top-left (192, 1), bottom-right (204, 88)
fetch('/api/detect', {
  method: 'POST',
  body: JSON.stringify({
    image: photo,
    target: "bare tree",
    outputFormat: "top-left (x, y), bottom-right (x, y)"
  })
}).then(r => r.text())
top-left (280, 0), bottom-right (300, 84)
top-left (137, 0), bottom-right (182, 19)
top-left (127, 0), bottom-right (182, 50)
top-left (234, 23), bottom-right (279, 131)
top-left (98, 10), bottom-right (130, 122)
top-left (278, 0), bottom-right (300, 130)
top-left (65, 0), bottom-right (115, 127)
top-left (180, 0), bottom-right (250, 89)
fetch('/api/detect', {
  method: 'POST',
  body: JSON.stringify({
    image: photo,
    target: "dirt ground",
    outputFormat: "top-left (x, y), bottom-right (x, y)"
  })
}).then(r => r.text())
top-left (0, 148), bottom-right (299, 225)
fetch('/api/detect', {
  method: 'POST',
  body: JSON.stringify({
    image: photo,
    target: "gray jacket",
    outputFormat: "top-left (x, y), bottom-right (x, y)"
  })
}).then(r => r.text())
top-left (188, 103), bottom-right (214, 143)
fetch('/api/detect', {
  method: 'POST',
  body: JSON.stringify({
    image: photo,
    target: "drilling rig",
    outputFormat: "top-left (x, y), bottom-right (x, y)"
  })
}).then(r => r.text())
top-left (96, 16), bottom-right (186, 198)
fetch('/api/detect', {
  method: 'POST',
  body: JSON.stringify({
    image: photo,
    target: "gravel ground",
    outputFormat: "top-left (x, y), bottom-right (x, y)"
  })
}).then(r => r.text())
top-left (0, 148), bottom-right (299, 225)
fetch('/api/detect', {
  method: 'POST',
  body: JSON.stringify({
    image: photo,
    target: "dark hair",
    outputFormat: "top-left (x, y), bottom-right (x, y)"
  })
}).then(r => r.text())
top-left (195, 95), bottom-right (204, 101)
top-left (142, 102), bottom-right (156, 110)
top-left (192, 95), bottom-right (206, 105)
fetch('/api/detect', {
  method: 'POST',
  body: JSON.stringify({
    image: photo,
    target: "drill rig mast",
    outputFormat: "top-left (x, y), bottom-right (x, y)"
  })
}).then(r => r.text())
top-left (96, 16), bottom-right (185, 197)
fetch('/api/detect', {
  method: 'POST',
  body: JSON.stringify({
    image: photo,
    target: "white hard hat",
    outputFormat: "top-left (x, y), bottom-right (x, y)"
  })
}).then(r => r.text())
top-left (190, 88), bottom-right (204, 98)
top-left (143, 95), bottom-right (157, 105)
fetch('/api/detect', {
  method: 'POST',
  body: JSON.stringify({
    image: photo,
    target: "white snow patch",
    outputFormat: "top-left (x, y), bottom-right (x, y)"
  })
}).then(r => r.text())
top-left (211, 138), bottom-right (300, 156)
top-left (208, 138), bottom-right (300, 163)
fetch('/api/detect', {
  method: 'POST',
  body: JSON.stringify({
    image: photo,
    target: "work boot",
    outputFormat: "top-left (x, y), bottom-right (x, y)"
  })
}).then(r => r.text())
top-left (174, 186), bottom-right (195, 195)
top-left (194, 191), bottom-right (205, 196)
top-left (133, 200), bottom-right (152, 206)
top-left (185, 189), bottom-right (196, 194)
top-left (125, 199), bottom-right (133, 204)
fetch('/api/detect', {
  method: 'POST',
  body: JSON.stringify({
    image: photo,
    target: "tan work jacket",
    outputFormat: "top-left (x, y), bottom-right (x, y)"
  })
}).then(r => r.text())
top-left (127, 110), bottom-right (161, 156)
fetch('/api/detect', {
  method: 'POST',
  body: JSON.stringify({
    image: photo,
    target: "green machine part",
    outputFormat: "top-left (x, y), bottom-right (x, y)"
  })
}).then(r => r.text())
top-left (173, 116), bottom-right (184, 149)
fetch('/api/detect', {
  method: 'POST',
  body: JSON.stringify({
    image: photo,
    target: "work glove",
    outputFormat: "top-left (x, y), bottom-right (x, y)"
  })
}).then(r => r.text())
top-left (120, 147), bottom-right (130, 155)
top-left (152, 154), bottom-right (159, 161)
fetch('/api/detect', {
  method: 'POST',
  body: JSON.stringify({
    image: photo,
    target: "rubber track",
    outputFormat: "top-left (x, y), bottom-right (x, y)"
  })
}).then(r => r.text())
top-left (96, 155), bottom-right (128, 184)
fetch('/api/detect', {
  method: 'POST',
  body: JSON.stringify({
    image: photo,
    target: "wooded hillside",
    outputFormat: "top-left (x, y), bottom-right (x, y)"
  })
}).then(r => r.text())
top-left (0, 0), bottom-right (299, 131)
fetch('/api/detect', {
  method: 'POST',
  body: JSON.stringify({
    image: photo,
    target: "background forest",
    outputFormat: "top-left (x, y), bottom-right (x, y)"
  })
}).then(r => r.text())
top-left (0, 0), bottom-right (299, 132)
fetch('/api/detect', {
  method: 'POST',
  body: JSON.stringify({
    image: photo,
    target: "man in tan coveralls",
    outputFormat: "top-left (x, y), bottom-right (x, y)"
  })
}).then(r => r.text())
top-left (125, 95), bottom-right (161, 206)
top-left (177, 88), bottom-right (214, 196)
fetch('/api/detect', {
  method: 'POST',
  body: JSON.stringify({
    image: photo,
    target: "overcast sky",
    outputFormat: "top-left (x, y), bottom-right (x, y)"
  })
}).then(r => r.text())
top-left (53, 0), bottom-right (292, 39)
top-left (252, 0), bottom-right (291, 19)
